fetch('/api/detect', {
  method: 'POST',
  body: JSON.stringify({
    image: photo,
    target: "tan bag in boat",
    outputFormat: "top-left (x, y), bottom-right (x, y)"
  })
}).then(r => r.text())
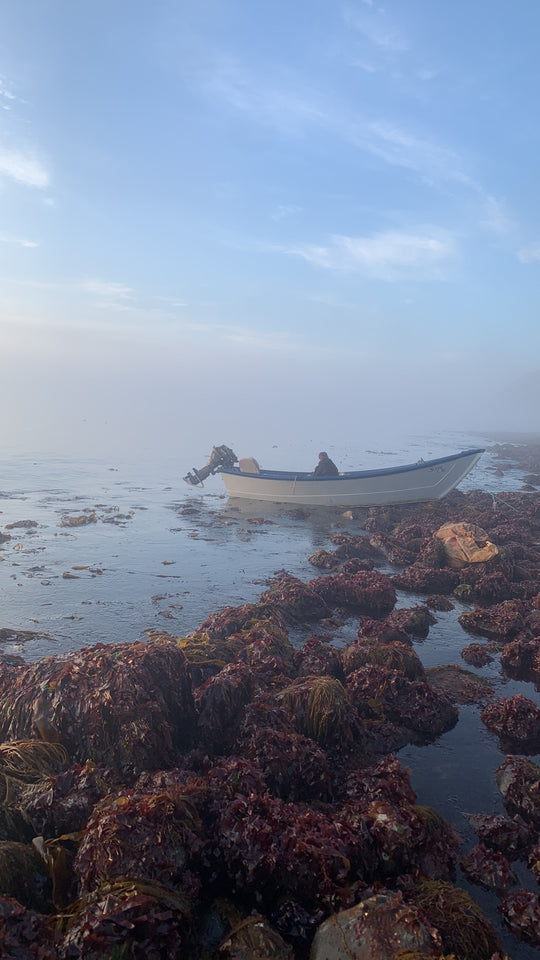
top-left (434, 521), bottom-right (499, 569)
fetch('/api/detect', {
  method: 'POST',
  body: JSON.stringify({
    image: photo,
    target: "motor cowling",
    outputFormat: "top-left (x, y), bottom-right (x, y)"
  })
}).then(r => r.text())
top-left (183, 444), bottom-right (238, 485)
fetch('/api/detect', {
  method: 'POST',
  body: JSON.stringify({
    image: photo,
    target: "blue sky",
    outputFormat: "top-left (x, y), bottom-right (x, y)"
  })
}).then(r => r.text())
top-left (1, 1), bottom-right (539, 459)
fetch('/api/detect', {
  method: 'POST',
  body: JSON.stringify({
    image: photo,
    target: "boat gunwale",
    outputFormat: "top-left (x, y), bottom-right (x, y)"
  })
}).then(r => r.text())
top-left (219, 447), bottom-right (485, 483)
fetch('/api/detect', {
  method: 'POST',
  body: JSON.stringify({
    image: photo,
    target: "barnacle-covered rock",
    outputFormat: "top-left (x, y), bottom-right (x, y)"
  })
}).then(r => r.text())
top-left (0, 638), bottom-right (196, 779)
top-left (460, 842), bottom-right (517, 892)
top-left (480, 694), bottom-right (540, 751)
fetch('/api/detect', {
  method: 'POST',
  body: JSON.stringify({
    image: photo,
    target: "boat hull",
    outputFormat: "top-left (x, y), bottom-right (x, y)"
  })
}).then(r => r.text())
top-left (220, 449), bottom-right (484, 507)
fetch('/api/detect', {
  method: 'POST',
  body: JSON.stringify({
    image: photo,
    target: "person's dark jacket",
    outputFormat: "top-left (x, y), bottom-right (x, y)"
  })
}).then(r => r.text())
top-left (313, 454), bottom-right (339, 476)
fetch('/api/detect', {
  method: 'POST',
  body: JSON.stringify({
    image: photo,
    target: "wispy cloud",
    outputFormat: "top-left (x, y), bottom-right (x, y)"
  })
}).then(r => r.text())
top-left (0, 233), bottom-right (38, 248)
top-left (280, 228), bottom-right (456, 279)
top-left (0, 147), bottom-right (50, 188)
top-left (270, 204), bottom-right (301, 221)
top-left (517, 243), bottom-right (540, 264)
top-left (82, 280), bottom-right (136, 301)
top-left (343, 4), bottom-right (408, 53)
top-left (480, 194), bottom-right (512, 237)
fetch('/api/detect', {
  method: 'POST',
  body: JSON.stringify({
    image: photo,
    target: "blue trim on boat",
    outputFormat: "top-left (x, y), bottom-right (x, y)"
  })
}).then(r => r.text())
top-left (220, 448), bottom-right (485, 482)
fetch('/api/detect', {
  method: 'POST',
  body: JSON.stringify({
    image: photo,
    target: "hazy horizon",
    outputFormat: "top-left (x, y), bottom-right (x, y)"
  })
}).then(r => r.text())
top-left (1, 2), bottom-right (539, 462)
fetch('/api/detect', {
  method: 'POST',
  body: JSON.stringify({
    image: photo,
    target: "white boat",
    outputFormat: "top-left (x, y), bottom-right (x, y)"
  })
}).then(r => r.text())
top-left (184, 446), bottom-right (484, 507)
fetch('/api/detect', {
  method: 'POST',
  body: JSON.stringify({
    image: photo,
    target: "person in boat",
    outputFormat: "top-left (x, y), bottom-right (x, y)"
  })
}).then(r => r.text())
top-left (312, 451), bottom-right (339, 476)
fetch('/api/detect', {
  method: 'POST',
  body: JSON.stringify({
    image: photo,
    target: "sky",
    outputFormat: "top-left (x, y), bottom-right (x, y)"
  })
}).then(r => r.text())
top-left (1, 0), bottom-right (539, 463)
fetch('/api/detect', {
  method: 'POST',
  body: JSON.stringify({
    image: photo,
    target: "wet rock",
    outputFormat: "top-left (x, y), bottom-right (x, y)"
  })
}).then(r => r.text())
top-left (310, 889), bottom-right (442, 960)
top-left (0, 841), bottom-right (51, 912)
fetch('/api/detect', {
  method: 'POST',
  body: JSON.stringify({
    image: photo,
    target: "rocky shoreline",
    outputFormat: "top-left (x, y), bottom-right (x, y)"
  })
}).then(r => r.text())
top-left (0, 442), bottom-right (539, 959)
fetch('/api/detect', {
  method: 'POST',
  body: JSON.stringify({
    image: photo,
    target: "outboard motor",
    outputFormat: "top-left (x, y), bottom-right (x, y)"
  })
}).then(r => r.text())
top-left (183, 444), bottom-right (238, 486)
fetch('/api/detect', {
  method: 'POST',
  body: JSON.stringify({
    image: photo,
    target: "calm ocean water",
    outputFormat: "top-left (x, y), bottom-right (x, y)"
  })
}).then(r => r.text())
top-left (1, 430), bottom-right (538, 957)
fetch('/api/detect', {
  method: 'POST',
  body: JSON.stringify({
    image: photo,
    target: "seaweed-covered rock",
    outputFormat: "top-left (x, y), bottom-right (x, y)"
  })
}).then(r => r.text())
top-left (177, 630), bottom-right (248, 686)
top-left (194, 661), bottom-right (255, 755)
top-left (0, 841), bottom-right (51, 912)
top-left (0, 894), bottom-right (57, 959)
top-left (495, 756), bottom-right (540, 826)
top-left (21, 760), bottom-right (117, 838)
top-left (347, 666), bottom-right (458, 739)
top-left (343, 638), bottom-right (425, 681)
top-left (261, 574), bottom-right (331, 623)
top-left (458, 599), bottom-right (529, 642)
top-left (426, 665), bottom-right (494, 705)
top-left (234, 723), bottom-right (331, 803)
top-left (219, 913), bottom-right (294, 959)
top-left (0, 638), bottom-right (196, 779)
top-left (392, 563), bottom-right (461, 595)
top-left (480, 694), bottom-right (540, 750)
top-left (410, 878), bottom-right (502, 960)
top-left (500, 636), bottom-right (540, 682)
top-left (0, 741), bottom-right (70, 842)
top-left (293, 637), bottom-right (345, 682)
top-left (461, 642), bottom-right (496, 667)
top-left (308, 571), bottom-right (396, 616)
top-left (215, 793), bottom-right (356, 916)
top-left (74, 790), bottom-right (204, 899)
top-left (57, 879), bottom-right (193, 960)
top-left (199, 602), bottom-right (285, 640)
top-left (310, 890), bottom-right (442, 960)
top-left (276, 676), bottom-right (356, 749)
top-left (460, 842), bottom-right (517, 892)
top-left (465, 812), bottom-right (530, 856)
top-left (500, 888), bottom-right (540, 946)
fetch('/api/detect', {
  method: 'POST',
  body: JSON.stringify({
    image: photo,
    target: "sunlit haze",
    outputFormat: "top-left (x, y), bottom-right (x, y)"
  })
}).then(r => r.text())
top-left (1, 1), bottom-right (539, 463)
